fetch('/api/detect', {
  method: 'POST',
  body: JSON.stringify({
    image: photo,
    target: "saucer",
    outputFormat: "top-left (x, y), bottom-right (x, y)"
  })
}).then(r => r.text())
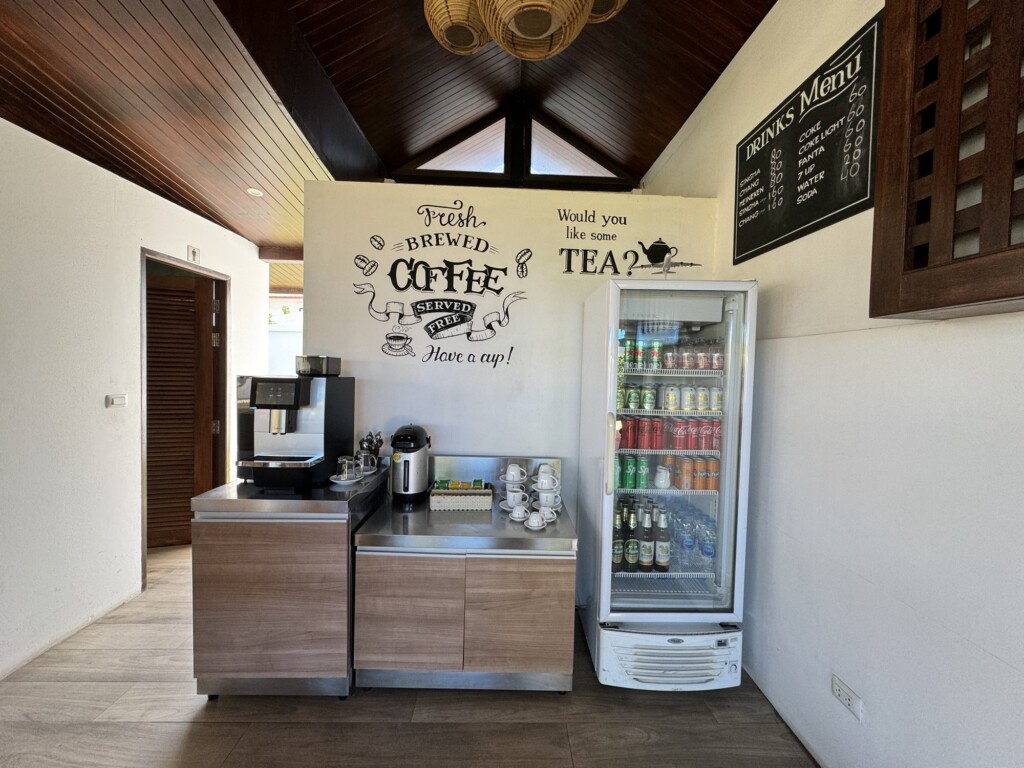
top-left (530, 483), bottom-right (561, 493)
top-left (329, 475), bottom-right (361, 486)
top-left (499, 499), bottom-right (530, 513)
top-left (531, 501), bottom-right (562, 512)
top-left (498, 473), bottom-right (529, 483)
top-left (524, 519), bottom-right (547, 530)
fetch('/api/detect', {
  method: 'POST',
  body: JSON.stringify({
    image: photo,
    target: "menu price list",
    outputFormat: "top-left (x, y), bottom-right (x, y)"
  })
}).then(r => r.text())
top-left (733, 12), bottom-right (882, 264)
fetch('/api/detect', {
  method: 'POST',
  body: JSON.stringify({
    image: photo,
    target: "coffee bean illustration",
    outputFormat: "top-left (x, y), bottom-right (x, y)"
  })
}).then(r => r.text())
top-left (369, 234), bottom-right (385, 250)
top-left (515, 248), bottom-right (532, 278)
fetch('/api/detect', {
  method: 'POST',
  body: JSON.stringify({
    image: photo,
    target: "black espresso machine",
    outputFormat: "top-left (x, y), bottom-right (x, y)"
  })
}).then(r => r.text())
top-left (236, 357), bottom-right (354, 488)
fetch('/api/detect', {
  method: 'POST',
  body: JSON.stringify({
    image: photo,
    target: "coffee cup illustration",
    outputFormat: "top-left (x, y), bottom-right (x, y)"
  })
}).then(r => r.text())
top-left (383, 330), bottom-right (413, 356)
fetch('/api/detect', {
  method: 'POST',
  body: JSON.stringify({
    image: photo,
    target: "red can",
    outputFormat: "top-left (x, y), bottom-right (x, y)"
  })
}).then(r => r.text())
top-left (637, 418), bottom-right (653, 450)
top-left (698, 420), bottom-right (713, 450)
top-left (648, 417), bottom-right (663, 450)
top-left (621, 417), bottom-right (637, 450)
top-left (662, 418), bottom-right (675, 449)
top-left (712, 419), bottom-right (723, 451)
top-left (686, 419), bottom-right (700, 450)
top-left (672, 419), bottom-right (688, 450)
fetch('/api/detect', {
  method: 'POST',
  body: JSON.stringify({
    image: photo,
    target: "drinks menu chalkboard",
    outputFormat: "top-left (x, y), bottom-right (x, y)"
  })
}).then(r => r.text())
top-left (733, 13), bottom-right (882, 264)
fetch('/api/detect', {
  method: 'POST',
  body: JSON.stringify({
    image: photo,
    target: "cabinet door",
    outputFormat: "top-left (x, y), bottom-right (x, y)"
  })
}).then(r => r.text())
top-left (192, 520), bottom-right (347, 677)
top-left (353, 551), bottom-right (466, 670)
top-left (463, 555), bottom-right (576, 674)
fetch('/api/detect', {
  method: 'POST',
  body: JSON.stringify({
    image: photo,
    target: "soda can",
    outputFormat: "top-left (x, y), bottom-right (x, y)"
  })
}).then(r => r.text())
top-left (681, 386), bottom-right (697, 411)
top-left (649, 340), bottom-right (662, 369)
top-left (687, 419), bottom-right (700, 450)
top-left (636, 456), bottom-right (650, 489)
top-left (661, 418), bottom-right (675, 449)
top-left (693, 458), bottom-right (708, 490)
top-left (662, 347), bottom-right (676, 369)
top-left (710, 386), bottom-right (723, 411)
top-left (637, 418), bottom-right (653, 450)
top-left (663, 384), bottom-right (681, 411)
top-left (698, 420), bottom-right (713, 450)
top-left (696, 386), bottom-right (711, 411)
top-left (626, 385), bottom-right (641, 410)
top-left (640, 385), bottom-right (658, 410)
top-left (672, 419), bottom-right (688, 450)
top-left (623, 339), bottom-right (636, 368)
top-left (623, 455), bottom-right (637, 489)
top-left (616, 385), bottom-right (625, 411)
top-left (621, 417), bottom-right (637, 449)
top-left (649, 417), bottom-right (663, 450)
top-left (707, 458), bottom-right (720, 491)
top-left (635, 340), bottom-right (647, 368)
top-left (679, 458), bottom-right (694, 490)
top-left (614, 453), bottom-right (622, 489)
top-left (712, 419), bottom-right (723, 451)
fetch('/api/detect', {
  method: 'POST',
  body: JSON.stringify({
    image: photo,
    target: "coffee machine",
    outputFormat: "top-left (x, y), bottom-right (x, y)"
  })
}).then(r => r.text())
top-left (236, 358), bottom-right (354, 488)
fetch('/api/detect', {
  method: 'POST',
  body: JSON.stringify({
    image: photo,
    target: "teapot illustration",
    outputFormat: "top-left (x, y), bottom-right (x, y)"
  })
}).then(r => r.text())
top-left (637, 238), bottom-right (678, 266)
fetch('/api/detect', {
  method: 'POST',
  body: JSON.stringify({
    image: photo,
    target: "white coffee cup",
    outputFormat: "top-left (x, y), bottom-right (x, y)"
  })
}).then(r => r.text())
top-left (526, 510), bottom-right (545, 528)
top-left (509, 503), bottom-right (529, 521)
top-left (538, 490), bottom-right (561, 507)
top-left (504, 464), bottom-right (527, 482)
top-left (537, 463), bottom-right (555, 477)
top-left (536, 474), bottom-right (560, 490)
top-left (506, 489), bottom-right (528, 506)
top-left (504, 483), bottom-right (526, 496)
top-left (540, 505), bottom-right (558, 522)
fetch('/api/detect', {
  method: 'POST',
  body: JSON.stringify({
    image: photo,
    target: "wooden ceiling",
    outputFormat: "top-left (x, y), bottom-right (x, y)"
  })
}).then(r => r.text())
top-left (0, 0), bottom-right (775, 255)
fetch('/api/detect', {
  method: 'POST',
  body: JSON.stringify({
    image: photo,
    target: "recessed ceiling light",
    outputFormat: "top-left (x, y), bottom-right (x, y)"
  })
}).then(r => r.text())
top-left (246, 187), bottom-right (264, 197)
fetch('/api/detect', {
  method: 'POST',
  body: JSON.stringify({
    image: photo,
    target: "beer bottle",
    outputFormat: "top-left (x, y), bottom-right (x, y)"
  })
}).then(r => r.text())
top-left (638, 510), bottom-right (655, 572)
top-left (624, 511), bottom-right (640, 572)
top-left (655, 510), bottom-right (671, 572)
top-left (611, 510), bottom-right (624, 572)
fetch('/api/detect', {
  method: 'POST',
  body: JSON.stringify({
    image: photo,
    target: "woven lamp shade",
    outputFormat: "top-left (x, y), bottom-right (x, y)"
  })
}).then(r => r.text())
top-left (587, 0), bottom-right (627, 23)
top-left (479, 0), bottom-right (593, 60)
top-left (425, 0), bottom-right (491, 55)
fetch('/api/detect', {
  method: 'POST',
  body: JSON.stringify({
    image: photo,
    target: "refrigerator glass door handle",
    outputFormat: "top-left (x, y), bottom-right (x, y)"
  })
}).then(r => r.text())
top-left (605, 412), bottom-right (617, 496)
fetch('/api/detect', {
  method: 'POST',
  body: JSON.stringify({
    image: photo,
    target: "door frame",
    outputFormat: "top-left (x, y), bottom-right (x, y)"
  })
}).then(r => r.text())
top-left (140, 247), bottom-right (231, 587)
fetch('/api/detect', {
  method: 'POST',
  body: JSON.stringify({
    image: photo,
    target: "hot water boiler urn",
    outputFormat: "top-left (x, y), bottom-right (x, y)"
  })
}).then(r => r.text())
top-left (390, 425), bottom-right (430, 502)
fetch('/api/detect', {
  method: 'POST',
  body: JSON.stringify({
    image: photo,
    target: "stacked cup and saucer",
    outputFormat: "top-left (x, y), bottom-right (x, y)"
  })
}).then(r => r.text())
top-left (529, 463), bottom-right (561, 526)
top-left (498, 462), bottom-right (533, 523)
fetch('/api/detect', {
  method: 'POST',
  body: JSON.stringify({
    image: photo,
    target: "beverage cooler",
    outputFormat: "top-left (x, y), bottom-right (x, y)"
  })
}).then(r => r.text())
top-left (577, 280), bottom-right (757, 691)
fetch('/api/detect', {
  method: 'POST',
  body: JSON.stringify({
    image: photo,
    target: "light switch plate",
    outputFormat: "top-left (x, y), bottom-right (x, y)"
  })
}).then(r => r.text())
top-left (105, 394), bottom-right (127, 408)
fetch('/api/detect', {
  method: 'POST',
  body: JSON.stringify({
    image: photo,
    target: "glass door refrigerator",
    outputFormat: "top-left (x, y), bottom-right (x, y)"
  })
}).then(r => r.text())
top-left (577, 280), bottom-right (757, 691)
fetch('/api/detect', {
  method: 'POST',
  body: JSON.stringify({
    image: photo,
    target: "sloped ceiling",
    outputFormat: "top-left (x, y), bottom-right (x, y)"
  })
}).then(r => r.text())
top-left (0, 0), bottom-right (775, 255)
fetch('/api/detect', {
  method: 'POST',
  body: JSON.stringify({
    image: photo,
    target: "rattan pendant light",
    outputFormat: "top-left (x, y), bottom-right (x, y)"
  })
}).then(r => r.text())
top-left (587, 0), bottom-right (627, 24)
top-left (478, 0), bottom-right (594, 60)
top-left (424, 0), bottom-right (491, 55)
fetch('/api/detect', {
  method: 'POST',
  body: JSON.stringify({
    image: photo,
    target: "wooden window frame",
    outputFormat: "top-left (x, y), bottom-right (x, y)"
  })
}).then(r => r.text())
top-left (870, 0), bottom-right (1024, 319)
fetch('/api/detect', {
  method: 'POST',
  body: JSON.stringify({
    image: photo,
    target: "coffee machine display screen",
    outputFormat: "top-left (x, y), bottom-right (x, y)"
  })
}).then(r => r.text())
top-left (251, 378), bottom-right (310, 409)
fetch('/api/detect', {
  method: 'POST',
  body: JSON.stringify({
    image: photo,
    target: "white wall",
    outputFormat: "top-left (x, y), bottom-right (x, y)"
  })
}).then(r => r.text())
top-left (0, 118), bottom-right (268, 677)
top-left (645, 2), bottom-right (1024, 767)
top-left (303, 182), bottom-right (715, 514)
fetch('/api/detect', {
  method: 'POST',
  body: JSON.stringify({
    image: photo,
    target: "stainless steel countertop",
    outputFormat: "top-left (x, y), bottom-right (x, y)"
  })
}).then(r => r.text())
top-left (191, 467), bottom-right (388, 521)
top-left (355, 495), bottom-right (578, 552)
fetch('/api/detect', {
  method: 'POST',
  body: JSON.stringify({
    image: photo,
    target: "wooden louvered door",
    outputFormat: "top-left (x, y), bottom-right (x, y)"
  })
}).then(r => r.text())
top-left (145, 273), bottom-right (216, 548)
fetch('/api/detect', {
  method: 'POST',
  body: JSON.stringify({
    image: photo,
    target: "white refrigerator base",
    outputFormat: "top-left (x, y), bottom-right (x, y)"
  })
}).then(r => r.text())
top-left (589, 623), bottom-right (742, 691)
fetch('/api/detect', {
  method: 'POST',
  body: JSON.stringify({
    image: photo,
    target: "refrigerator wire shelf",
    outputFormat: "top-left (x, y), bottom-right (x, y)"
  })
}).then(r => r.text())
top-left (616, 488), bottom-right (718, 496)
top-left (622, 368), bottom-right (723, 377)
top-left (616, 448), bottom-right (720, 457)
top-left (617, 408), bottom-right (722, 418)
top-left (613, 573), bottom-right (716, 596)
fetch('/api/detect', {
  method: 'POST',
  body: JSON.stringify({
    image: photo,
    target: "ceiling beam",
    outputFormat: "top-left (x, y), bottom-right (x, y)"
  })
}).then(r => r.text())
top-left (260, 246), bottom-right (303, 262)
top-left (211, 0), bottom-right (384, 181)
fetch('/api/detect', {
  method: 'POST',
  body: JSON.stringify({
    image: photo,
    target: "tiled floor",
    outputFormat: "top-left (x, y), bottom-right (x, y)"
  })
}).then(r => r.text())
top-left (0, 546), bottom-right (818, 767)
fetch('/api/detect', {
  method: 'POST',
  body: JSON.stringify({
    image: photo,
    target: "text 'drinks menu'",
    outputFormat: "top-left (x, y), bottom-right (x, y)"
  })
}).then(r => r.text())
top-left (733, 12), bottom-right (882, 264)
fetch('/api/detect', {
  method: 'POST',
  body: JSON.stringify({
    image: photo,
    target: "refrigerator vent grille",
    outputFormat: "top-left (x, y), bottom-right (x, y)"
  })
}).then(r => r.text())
top-left (609, 641), bottom-right (730, 685)
top-left (614, 576), bottom-right (716, 595)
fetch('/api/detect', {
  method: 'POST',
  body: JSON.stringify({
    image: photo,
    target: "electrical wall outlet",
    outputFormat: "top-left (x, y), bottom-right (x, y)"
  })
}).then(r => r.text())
top-left (832, 674), bottom-right (864, 720)
top-left (187, 245), bottom-right (200, 263)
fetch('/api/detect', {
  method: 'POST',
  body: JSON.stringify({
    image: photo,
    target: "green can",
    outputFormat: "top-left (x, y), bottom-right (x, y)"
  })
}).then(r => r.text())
top-left (623, 338), bottom-right (636, 368)
top-left (616, 384), bottom-right (625, 411)
top-left (635, 340), bottom-right (647, 369)
top-left (614, 453), bottom-right (622, 489)
top-left (649, 340), bottom-right (662, 369)
top-left (625, 385), bottom-right (641, 410)
top-left (622, 455), bottom-right (637, 490)
top-left (636, 456), bottom-right (650, 489)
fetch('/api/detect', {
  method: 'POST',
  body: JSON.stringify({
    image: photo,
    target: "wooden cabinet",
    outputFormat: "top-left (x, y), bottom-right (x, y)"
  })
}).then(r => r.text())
top-left (353, 549), bottom-right (576, 680)
top-left (353, 552), bottom-right (465, 670)
top-left (192, 520), bottom-right (348, 679)
top-left (464, 555), bottom-right (576, 674)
